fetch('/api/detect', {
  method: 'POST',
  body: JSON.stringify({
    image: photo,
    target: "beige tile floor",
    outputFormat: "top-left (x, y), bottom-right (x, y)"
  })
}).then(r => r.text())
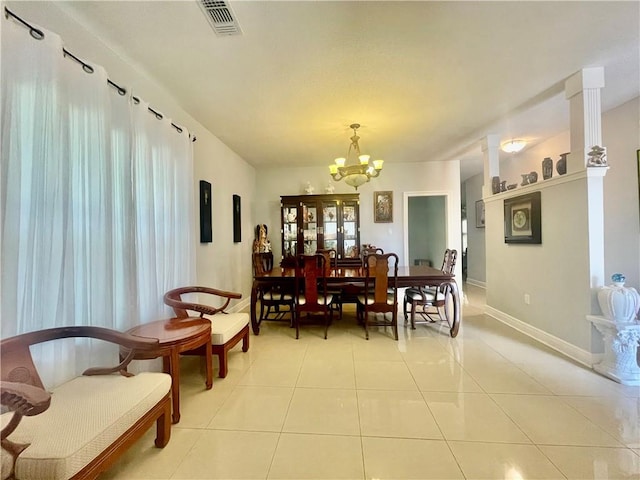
top-left (101, 284), bottom-right (640, 479)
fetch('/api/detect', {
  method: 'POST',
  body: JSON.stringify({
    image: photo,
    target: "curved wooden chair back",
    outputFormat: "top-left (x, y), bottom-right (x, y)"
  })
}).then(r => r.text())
top-left (293, 254), bottom-right (332, 339)
top-left (252, 252), bottom-right (274, 276)
top-left (359, 252), bottom-right (399, 340)
top-left (315, 248), bottom-right (337, 276)
top-left (441, 248), bottom-right (458, 274)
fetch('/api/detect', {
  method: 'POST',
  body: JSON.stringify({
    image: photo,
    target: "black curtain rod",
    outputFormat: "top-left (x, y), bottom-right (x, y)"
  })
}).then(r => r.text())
top-left (4, 6), bottom-right (196, 143)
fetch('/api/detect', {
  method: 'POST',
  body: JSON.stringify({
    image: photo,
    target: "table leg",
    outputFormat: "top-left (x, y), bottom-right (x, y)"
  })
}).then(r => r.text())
top-left (251, 281), bottom-right (260, 335)
top-left (166, 351), bottom-right (181, 423)
top-left (205, 342), bottom-right (213, 390)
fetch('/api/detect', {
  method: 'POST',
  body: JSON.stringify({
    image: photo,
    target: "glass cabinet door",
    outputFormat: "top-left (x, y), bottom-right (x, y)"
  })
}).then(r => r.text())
top-left (341, 201), bottom-right (359, 260)
top-left (282, 203), bottom-right (298, 260)
top-left (321, 201), bottom-right (338, 251)
top-left (301, 201), bottom-right (317, 255)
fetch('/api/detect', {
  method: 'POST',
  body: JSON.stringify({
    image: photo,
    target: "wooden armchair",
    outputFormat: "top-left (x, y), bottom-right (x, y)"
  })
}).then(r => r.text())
top-left (164, 286), bottom-right (250, 378)
top-left (403, 249), bottom-right (458, 330)
top-left (1, 326), bottom-right (171, 480)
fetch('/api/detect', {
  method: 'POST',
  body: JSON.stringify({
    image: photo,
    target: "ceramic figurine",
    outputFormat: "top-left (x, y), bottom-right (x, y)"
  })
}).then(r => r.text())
top-left (500, 180), bottom-right (507, 192)
top-left (304, 181), bottom-right (315, 194)
top-left (528, 171), bottom-right (538, 184)
top-left (587, 145), bottom-right (607, 167)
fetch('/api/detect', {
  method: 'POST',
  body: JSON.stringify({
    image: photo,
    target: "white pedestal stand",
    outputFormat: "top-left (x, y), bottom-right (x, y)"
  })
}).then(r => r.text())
top-left (587, 315), bottom-right (640, 386)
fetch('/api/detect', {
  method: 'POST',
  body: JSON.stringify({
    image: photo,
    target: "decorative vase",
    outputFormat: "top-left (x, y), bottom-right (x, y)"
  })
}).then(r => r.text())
top-left (520, 174), bottom-right (529, 186)
top-left (528, 171), bottom-right (538, 184)
top-left (556, 153), bottom-right (568, 175)
top-left (542, 157), bottom-right (553, 180)
top-left (491, 176), bottom-right (500, 194)
top-left (500, 180), bottom-right (507, 192)
top-left (597, 273), bottom-right (640, 324)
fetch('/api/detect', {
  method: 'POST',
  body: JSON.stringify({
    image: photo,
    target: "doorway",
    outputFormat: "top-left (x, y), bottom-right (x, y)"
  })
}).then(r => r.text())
top-left (403, 193), bottom-right (448, 267)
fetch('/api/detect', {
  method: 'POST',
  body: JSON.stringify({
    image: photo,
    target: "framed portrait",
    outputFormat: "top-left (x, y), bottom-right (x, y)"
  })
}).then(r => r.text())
top-left (199, 180), bottom-right (212, 243)
top-left (475, 199), bottom-right (485, 228)
top-left (374, 191), bottom-right (393, 223)
top-left (504, 191), bottom-right (541, 244)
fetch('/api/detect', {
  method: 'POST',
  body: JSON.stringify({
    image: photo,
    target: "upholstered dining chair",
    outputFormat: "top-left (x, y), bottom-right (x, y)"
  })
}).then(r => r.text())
top-left (252, 252), bottom-right (294, 324)
top-left (403, 248), bottom-right (458, 330)
top-left (357, 252), bottom-right (399, 340)
top-left (164, 286), bottom-right (250, 378)
top-left (294, 254), bottom-right (334, 339)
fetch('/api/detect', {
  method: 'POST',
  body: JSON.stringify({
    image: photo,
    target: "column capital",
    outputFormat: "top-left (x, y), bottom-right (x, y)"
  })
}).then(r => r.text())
top-left (481, 134), bottom-right (501, 152)
top-left (565, 67), bottom-right (605, 99)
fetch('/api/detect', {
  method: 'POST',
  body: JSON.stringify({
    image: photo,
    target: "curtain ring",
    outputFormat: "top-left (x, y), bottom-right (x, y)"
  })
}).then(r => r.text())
top-left (29, 28), bottom-right (44, 40)
top-left (82, 64), bottom-right (94, 74)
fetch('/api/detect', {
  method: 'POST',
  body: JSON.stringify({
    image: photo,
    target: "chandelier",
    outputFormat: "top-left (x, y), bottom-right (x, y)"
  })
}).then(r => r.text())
top-left (329, 123), bottom-right (383, 189)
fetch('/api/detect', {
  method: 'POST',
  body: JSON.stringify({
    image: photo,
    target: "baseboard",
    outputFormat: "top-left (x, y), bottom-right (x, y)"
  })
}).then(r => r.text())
top-left (465, 278), bottom-right (486, 288)
top-left (232, 297), bottom-right (251, 314)
top-left (484, 305), bottom-right (594, 367)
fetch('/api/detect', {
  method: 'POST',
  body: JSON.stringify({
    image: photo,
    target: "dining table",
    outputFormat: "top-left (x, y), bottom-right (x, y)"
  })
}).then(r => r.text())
top-left (250, 264), bottom-right (460, 337)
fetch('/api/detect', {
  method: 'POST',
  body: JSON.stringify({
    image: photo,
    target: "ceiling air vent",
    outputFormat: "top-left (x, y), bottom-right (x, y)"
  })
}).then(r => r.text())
top-left (198, 0), bottom-right (242, 36)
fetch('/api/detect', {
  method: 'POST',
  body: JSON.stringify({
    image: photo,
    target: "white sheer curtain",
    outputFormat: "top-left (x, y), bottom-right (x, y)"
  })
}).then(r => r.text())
top-left (1, 14), bottom-right (195, 387)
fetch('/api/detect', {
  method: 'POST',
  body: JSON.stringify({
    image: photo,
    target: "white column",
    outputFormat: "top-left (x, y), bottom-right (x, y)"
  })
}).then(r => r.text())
top-left (565, 67), bottom-right (605, 172)
top-left (481, 134), bottom-right (500, 198)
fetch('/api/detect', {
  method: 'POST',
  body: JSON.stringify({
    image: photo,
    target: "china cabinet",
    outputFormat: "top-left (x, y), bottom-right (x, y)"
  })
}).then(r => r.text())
top-left (281, 194), bottom-right (360, 266)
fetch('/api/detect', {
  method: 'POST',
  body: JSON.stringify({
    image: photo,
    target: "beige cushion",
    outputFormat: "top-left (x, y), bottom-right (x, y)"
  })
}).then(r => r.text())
top-left (3, 372), bottom-right (170, 480)
top-left (297, 294), bottom-right (333, 306)
top-left (262, 291), bottom-right (293, 301)
top-left (405, 288), bottom-right (444, 303)
top-left (210, 312), bottom-right (249, 345)
top-left (357, 295), bottom-right (396, 306)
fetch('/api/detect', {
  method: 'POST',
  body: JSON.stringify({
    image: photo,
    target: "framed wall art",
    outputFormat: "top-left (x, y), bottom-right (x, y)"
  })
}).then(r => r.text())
top-left (374, 191), bottom-right (393, 223)
top-left (199, 180), bottom-right (212, 243)
top-left (504, 191), bottom-right (541, 244)
top-left (233, 194), bottom-right (241, 243)
top-left (475, 199), bottom-right (485, 228)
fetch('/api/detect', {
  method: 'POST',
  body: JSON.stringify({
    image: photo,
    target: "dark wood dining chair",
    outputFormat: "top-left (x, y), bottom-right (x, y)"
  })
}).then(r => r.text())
top-left (357, 252), bottom-right (399, 340)
top-left (403, 248), bottom-right (458, 330)
top-left (316, 248), bottom-right (342, 318)
top-left (294, 254), bottom-right (334, 339)
top-left (252, 252), bottom-right (294, 324)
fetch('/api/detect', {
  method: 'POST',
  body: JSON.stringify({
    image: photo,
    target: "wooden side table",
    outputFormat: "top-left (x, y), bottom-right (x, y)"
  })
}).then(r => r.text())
top-left (123, 317), bottom-right (213, 423)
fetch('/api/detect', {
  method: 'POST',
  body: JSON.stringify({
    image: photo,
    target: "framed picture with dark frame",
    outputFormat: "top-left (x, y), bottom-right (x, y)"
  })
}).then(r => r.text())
top-left (374, 191), bottom-right (393, 223)
top-left (233, 194), bottom-right (241, 243)
top-left (475, 199), bottom-right (485, 228)
top-left (504, 191), bottom-right (541, 244)
top-left (199, 180), bottom-right (212, 243)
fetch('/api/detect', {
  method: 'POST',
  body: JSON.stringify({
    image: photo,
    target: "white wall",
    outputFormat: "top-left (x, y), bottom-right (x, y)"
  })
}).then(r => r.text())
top-left (466, 97), bottom-right (640, 362)
top-left (6, 1), bottom-right (258, 309)
top-left (464, 174), bottom-right (486, 285)
top-left (254, 161), bottom-right (463, 281)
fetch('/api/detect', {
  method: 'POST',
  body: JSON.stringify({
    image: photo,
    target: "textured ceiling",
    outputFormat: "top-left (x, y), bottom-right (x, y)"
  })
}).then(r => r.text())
top-left (15, 1), bottom-right (640, 180)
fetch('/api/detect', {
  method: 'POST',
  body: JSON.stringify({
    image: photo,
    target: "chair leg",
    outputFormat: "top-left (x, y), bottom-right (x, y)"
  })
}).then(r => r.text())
top-left (242, 327), bottom-right (250, 352)
top-left (364, 308), bottom-right (369, 340)
top-left (403, 294), bottom-right (409, 321)
top-left (392, 309), bottom-right (398, 341)
top-left (410, 301), bottom-right (417, 329)
top-left (294, 310), bottom-right (300, 339)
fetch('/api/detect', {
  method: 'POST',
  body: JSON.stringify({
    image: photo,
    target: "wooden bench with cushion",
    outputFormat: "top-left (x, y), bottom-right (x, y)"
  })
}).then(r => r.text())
top-left (0, 326), bottom-right (172, 480)
top-left (164, 286), bottom-right (250, 378)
